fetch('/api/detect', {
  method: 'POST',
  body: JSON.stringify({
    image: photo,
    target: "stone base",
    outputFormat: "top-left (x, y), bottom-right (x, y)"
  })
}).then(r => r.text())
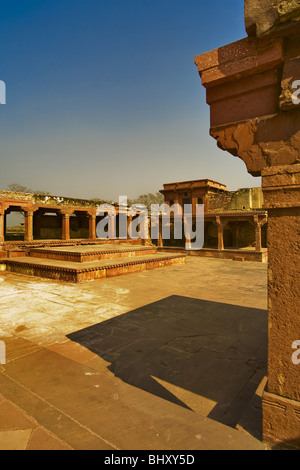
top-left (28, 245), bottom-right (157, 263)
top-left (0, 238), bottom-right (143, 250)
top-left (4, 253), bottom-right (186, 283)
top-left (262, 390), bottom-right (300, 449)
top-left (158, 247), bottom-right (267, 263)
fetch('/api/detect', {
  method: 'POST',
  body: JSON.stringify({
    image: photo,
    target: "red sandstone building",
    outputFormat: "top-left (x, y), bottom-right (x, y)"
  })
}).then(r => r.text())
top-left (160, 178), bottom-right (268, 261)
top-left (0, 181), bottom-right (268, 263)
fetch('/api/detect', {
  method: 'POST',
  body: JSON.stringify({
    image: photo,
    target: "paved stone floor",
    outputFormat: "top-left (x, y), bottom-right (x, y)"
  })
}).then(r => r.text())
top-left (0, 256), bottom-right (270, 450)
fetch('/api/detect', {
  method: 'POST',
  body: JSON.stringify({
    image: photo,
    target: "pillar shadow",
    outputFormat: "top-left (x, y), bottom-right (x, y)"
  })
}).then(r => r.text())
top-left (68, 295), bottom-right (267, 439)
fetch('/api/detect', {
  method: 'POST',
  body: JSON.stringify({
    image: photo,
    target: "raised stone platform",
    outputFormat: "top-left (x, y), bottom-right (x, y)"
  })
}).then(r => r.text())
top-left (3, 245), bottom-right (186, 283)
top-left (28, 245), bottom-right (157, 263)
top-left (0, 238), bottom-right (143, 249)
top-left (158, 247), bottom-right (267, 263)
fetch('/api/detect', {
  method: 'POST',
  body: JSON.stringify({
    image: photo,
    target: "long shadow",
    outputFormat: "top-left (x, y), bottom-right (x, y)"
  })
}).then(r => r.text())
top-left (68, 295), bottom-right (267, 438)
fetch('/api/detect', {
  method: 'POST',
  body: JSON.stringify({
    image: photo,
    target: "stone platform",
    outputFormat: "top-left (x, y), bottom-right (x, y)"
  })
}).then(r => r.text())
top-left (28, 245), bottom-right (157, 262)
top-left (158, 247), bottom-right (267, 263)
top-left (2, 245), bottom-right (186, 283)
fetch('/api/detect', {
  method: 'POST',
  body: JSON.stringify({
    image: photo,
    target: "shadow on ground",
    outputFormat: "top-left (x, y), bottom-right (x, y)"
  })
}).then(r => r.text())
top-left (68, 295), bottom-right (267, 438)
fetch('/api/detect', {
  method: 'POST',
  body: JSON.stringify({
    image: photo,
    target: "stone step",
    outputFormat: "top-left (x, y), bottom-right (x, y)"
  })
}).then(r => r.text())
top-left (4, 252), bottom-right (186, 283)
top-left (28, 244), bottom-right (157, 263)
top-left (0, 238), bottom-right (144, 251)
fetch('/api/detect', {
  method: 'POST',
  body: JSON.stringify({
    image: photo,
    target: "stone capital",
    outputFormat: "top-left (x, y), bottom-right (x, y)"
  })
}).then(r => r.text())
top-left (215, 216), bottom-right (225, 227)
top-left (60, 209), bottom-right (74, 217)
top-left (88, 210), bottom-right (97, 218)
top-left (195, 23), bottom-right (300, 177)
top-left (262, 163), bottom-right (300, 209)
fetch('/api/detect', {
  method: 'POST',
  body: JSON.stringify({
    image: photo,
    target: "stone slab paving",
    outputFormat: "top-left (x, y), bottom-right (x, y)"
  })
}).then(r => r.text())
top-left (0, 257), bottom-right (270, 450)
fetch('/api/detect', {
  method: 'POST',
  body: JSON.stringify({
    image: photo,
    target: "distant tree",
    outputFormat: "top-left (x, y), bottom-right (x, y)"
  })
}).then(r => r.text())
top-left (7, 184), bottom-right (32, 193)
top-left (131, 192), bottom-right (164, 209)
top-left (7, 184), bottom-right (50, 196)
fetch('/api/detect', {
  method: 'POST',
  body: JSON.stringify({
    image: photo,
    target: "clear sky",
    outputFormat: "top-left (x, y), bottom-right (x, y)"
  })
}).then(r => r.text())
top-left (0, 0), bottom-right (261, 202)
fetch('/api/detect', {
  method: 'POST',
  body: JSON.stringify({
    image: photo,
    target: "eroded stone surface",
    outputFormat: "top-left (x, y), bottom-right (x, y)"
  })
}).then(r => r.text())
top-left (245, 0), bottom-right (300, 37)
top-left (210, 111), bottom-right (300, 176)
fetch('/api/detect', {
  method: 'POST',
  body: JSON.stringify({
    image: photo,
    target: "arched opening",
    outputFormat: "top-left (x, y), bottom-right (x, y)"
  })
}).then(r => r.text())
top-left (70, 211), bottom-right (89, 239)
top-left (130, 214), bottom-right (141, 240)
top-left (223, 223), bottom-right (233, 249)
top-left (236, 221), bottom-right (256, 249)
top-left (96, 212), bottom-right (112, 239)
top-left (204, 221), bottom-right (218, 248)
top-left (182, 197), bottom-right (192, 213)
top-left (262, 223), bottom-right (267, 248)
top-left (4, 206), bottom-right (25, 241)
top-left (33, 209), bottom-right (62, 240)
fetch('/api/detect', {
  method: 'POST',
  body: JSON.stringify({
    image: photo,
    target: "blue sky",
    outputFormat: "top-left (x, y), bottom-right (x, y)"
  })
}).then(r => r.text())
top-left (0, 0), bottom-right (261, 201)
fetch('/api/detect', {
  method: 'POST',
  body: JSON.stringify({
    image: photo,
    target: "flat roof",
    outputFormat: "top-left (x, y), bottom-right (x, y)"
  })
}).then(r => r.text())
top-left (161, 179), bottom-right (228, 191)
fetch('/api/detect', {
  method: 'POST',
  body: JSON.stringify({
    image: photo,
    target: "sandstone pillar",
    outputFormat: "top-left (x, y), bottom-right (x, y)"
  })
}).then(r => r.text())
top-left (158, 216), bottom-right (163, 247)
top-left (194, 0), bottom-right (300, 448)
top-left (216, 217), bottom-right (224, 251)
top-left (253, 216), bottom-right (262, 252)
top-left (108, 213), bottom-right (116, 239)
top-left (0, 211), bottom-right (4, 243)
top-left (261, 164), bottom-right (300, 447)
top-left (141, 215), bottom-right (150, 246)
top-left (192, 197), bottom-right (198, 217)
top-left (62, 213), bottom-right (70, 241)
top-left (127, 215), bottom-right (133, 239)
top-left (89, 213), bottom-right (97, 240)
top-left (24, 210), bottom-right (34, 242)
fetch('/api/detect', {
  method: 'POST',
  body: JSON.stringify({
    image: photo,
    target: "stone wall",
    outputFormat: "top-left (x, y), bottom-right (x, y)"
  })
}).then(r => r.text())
top-left (207, 188), bottom-right (264, 212)
top-left (228, 188), bottom-right (264, 211)
top-left (0, 190), bottom-right (110, 208)
top-left (207, 192), bottom-right (234, 212)
top-left (0, 191), bottom-right (34, 202)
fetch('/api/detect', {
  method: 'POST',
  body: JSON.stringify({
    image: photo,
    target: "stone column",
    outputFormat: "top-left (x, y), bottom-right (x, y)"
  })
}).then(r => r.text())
top-left (127, 215), bottom-right (133, 239)
top-left (140, 214), bottom-right (150, 246)
top-left (24, 210), bottom-right (34, 242)
top-left (89, 213), bottom-right (97, 240)
top-left (62, 213), bottom-right (70, 241)
top-left (216, 217), bottom-right (224, 251)
top-left (254, 217), bottom-right (262, 252)
top-left (0, 211), bottom-right (4, 243)
top-left (158, 215), bottom-right (163, 247)
top-left (261, 164), bottom-right (300, 446)
top-left (194, 1), bottom-right (300, 448)
top-left (108, 213), bottom-right (116, 239)
top-left (192, 197), bottom-right (198, 217)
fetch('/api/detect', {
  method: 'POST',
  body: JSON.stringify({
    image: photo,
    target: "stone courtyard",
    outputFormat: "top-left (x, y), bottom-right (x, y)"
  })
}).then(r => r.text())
top-left (1, 0), bottom-right (299, 452)
top-left (0, 257), bottom-right (269, 450)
